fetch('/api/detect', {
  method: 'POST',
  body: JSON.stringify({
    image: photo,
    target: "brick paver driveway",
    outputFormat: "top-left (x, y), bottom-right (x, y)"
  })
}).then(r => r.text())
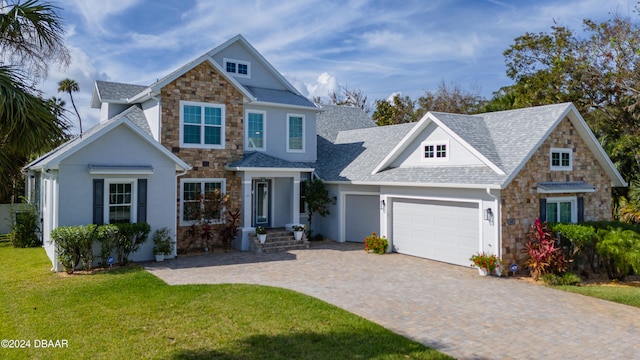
top-left (145, 241), bottom-right (640, 359)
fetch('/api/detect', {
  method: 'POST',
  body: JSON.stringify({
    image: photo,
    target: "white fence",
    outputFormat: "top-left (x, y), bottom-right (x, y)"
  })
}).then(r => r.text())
top-left (0, 203), bottom-right (28, 234)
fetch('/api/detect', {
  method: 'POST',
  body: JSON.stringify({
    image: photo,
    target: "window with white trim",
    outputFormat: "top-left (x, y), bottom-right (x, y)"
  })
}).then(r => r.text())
top-left (422, 140), bottom-right (449, 161)
top-left (180, 178), bottom-right (226, 225)
top-left (550, 148), bottom-right (572, 170)
top-left (105, 179), bottom-right (136, 224)
top-left (223, 58), bottom-right (250, 78)
top-left (246, 110), bottom-right (266, 150)
top-left (180, 101), bottom-right (225, 149)
top-left (287, 114), bottom-right (305, 152)
top-left (545, 197), bottom-right (577, 224)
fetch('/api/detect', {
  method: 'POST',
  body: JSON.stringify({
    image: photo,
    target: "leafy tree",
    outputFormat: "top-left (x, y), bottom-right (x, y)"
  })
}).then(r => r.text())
top-left (416, 81), bottom-right (484, 117)
top-left (327, 86), bottom-right (371, 114)
top-left (58, 78), bottom-right (82, 135)
top-left (0, 0), bottom-right (71, 201)
top-left (372, 94), bottom-right (418, 126)
top-left (303, 179), bottom-right (335, 238)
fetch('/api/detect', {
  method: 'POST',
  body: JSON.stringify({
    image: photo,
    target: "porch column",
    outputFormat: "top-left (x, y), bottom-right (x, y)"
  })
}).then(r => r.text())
top-left (292, 173), bottom-right (300, 225)
top-left (242, 175), bottom-right (253, 228)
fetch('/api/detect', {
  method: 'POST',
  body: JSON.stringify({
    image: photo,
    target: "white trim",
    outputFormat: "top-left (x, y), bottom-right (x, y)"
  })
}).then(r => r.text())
top-left (89, 165), bottom-right (154, 175)
top-left (226, 166), bottom-right (315, 173)
top-left (245, 109), bottom-right (266, 151)
top-left (321, 180), bottom-right (501, 189)
top-left (249, 100), bottom-right (321, 112)
top-left (286, 113), bottom-right (305, 153)
top-left (550, 148), bottom-right (572, 171)
top-left (223, 58), bottom-right (251, 78)
top-left (104, 178), bottom-right (137, 224)
top-left (421, 139), bottom-right (449, 162)
top-left (179, 178), bottom-right (227, 226)
top-left (545, 196), bottom-right (578, 223)
top-left (179, 100), bottom-right (226, 149)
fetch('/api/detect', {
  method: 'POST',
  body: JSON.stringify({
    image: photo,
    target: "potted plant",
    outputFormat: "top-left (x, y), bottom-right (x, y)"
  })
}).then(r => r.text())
top-left (292, 224), bottom-right (305, 240)
top-left (255, 226), bottom-right (267, 244)
top-left (153, 227), bottom-right (173, 262)
top-left (469, 252), bottom-right (500, 276)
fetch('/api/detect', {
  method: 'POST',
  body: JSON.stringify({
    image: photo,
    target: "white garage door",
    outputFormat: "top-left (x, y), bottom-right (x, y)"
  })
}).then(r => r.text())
top-left (345, 195), bottom-right (379, 242)
top-left (392, 199), bottom-right (479, 266)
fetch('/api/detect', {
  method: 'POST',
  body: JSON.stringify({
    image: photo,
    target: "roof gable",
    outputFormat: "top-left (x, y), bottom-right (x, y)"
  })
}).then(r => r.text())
top-left (25, 106), bottom-right (190, 172)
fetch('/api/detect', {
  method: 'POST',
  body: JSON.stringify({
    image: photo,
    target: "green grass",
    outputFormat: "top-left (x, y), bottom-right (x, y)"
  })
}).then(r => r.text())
top-left (0, 243), bottom-right (451, 360)
top-left (555, 284), bottom-right (640, 308)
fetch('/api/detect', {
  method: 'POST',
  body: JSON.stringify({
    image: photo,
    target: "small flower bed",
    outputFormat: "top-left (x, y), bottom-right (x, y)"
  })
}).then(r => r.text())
top-left (292, 224), bottom-right (305, 232)
top-left (364, 232), bottom-right (388, 254)
top-left (469, 252), bottom-right (500, 273)
top-left (255, 226), bottom-right (266, 235)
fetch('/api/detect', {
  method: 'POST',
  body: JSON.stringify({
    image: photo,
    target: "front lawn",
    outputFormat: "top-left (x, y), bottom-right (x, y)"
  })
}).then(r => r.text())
top-left (555, 283), bottom-right (640, 308)
top-left (0, 244), bottom-right (451, 359)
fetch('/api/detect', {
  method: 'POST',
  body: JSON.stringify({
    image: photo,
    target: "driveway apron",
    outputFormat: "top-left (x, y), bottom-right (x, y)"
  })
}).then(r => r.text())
top-left (145, 242), bottom-right (640, 360)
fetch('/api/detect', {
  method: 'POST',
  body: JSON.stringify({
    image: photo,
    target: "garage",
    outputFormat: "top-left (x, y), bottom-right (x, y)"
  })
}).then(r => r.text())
top-left (391, 198), bottom-right (479, 266)
top-left (345, 194), bottom-right (380, 242)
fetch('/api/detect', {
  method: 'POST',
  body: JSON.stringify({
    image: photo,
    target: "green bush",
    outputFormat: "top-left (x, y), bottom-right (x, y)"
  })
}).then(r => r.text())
top-left (10, 207), bottom-right (40, 248)
top-left (364, 232), bottom-right (388, 255)
top-left (95, 224), bottom-right (118, 266)
top-left (596, 227), bottom-right (640, 280)
top-left (51, 226), bottom-right (82, 273)
top-left (152, 227), bottom-right (173, 255)
top-left (551, 223), bottom-right (597, 271)
top-left (541, 272), bottom-right (582, 286)
top-left (114, 222), bottom-right (150, 264)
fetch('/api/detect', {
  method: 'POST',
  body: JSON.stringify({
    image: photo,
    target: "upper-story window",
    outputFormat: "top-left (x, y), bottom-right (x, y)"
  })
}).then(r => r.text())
top-left (246, 110), bottom-right (266, 151)
top-left (223, 58), bottom-right (250, 78)
top-left (422, 140), bottom-right (449, 161)
top-left (287, 114), bottom-right (305, 152)
top-left (180, 101), bottom-right (225, 149)
top-left (550, 148), bottom-right (572, 171)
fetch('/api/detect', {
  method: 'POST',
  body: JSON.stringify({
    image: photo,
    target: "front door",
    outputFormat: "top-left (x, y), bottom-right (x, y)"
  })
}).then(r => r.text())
top-left (253, 180), bottom-right (271, 227)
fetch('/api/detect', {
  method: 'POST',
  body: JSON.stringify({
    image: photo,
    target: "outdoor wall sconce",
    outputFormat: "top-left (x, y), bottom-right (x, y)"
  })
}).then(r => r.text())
top-left (380, 199), bottom-right (386, 210)
top-left (485, 208), bottom-right (493, 221)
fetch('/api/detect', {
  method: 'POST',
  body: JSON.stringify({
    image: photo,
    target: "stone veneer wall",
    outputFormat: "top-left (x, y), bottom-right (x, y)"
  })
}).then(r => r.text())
top-left (160, 62), bottom-right (244, 251)
top-left (500, 117), bottom-right (612, 269)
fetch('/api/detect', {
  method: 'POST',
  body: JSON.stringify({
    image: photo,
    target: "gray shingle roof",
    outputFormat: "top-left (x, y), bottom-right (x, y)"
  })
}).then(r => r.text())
top-left (316, 104), bottom-right (376, 143)
top-left (244, 86), bottom-right (317, 108)
top-left (227, 152), bottom-right (315, 170)
top-left (95, 80), bottom-right (148, 102)
top-left (315, 103), bottom-right (579, 187)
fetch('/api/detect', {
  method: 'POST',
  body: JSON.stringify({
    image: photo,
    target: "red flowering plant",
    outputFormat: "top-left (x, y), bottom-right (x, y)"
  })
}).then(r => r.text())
top-left (469, 252), bottom-right (500, 273)
top-left (524, 218), bottom-right (567, 280)
top-left (364, 232), bottom-right (388, 254)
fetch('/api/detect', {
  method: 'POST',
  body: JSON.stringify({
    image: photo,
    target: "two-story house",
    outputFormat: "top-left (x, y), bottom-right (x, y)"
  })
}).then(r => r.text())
top-left (26, 34), bottom-right (626, 273)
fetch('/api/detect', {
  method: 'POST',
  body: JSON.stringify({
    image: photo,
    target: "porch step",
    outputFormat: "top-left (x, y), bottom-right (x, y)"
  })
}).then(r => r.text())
top-left (249, 229), bottom-right (309, 253)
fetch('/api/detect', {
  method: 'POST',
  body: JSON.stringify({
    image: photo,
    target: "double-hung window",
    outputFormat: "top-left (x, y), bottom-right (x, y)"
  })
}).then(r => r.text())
top-left (550, 148), bottom-right (572, 171)
top-left (105, 179), bottom-right (136, 224)
top-left (246, 110), bottom-right (266, 151)
top-left (180, 101), bottom-right (225, 149)
top-left (287, 114), bottom-right (305, 152)
top-left (181, 179), bottom-right (226, 225)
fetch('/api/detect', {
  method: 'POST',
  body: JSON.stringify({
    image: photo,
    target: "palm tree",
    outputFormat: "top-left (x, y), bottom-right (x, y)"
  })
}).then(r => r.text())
top-left (58, 78), bottom-right (82, 135)
top-left (0, 0), bottom-right (71, 201)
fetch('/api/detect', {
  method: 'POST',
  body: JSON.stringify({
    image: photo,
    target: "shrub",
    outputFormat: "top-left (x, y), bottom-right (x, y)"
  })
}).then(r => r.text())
top-left (152, 227), bottom-right (173, 256)
top-left (551, 223), bottom-right (597, 272)
top-left (10, 206), bottom-right (40, 248)
top-left (596, 227), bottom-right (640, 280)
top-left (364, 232), bottom-right (388, 254)
top-left (51, 226), bottom-right (82, 273)
top-left (540, 272), bottom-right (582, 286)
top-left (524, 218), bottom-right (568, 280)
top-left (77, 224), bottom-right (96, 271)
top-left (95, 224), bottom-right (118, 266)
top-left (114, 222), bottom-right (150, 265)
top-left (219, 209), bottom-right (241, 252)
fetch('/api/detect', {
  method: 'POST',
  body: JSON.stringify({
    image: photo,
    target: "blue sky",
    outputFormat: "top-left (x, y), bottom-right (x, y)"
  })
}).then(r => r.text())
top-left (40, 0), bottom-right (635, 132)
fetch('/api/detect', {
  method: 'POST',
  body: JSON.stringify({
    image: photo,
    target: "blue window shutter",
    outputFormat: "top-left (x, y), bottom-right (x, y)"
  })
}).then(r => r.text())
top-left (93, 179), bottom-right (104, 225)
top-left (577, 197), bottom-right (584, 223)
top-left (539, 198), bottom-right (547, 222)
top-left (137, 179), bottom-right (147, 223)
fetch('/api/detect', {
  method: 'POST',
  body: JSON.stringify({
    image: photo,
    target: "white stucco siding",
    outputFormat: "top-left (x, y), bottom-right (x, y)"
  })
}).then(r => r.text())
top-left (142, 99), bottom-right (160, 141)
top-left (55, 124), bottom-right (180, 262)
top-left (391, 123), bottom-right (484, 168)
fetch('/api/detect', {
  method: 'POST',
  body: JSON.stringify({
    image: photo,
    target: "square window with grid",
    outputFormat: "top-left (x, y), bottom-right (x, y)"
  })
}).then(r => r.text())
top-left (181, 102), bottom-right (224, 148)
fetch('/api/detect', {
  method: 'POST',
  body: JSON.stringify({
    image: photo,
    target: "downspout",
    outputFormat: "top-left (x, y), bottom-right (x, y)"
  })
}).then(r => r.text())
top-left (486, 188), bottom-right (500, 258)
top-left (173, 168), bottom-right (189, 258)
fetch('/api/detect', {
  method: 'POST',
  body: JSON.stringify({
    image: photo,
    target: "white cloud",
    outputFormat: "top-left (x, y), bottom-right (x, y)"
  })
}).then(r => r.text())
top-left (64, 0), bottom-right (141, 35)
top-left (305, 72), bottom-right (339, 100)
